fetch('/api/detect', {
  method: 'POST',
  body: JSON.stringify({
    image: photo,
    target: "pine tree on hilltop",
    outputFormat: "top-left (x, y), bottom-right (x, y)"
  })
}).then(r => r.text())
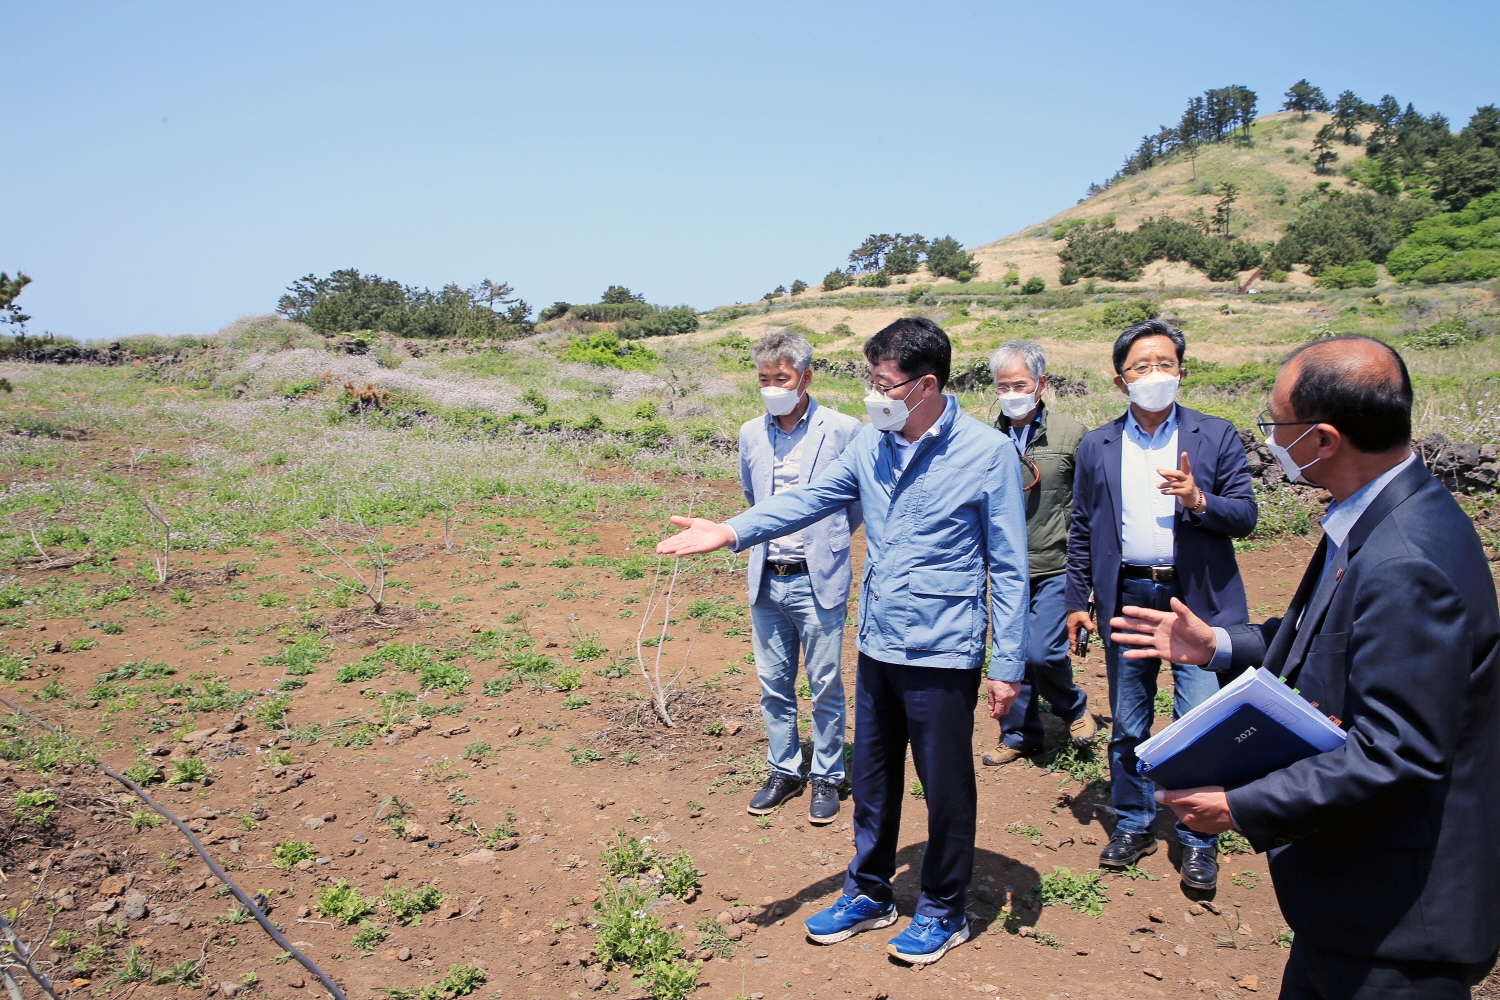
top-left (1283, 79), bottom-right (1331, 118)
top-left (1331, 90), bottom-right (1371, 143)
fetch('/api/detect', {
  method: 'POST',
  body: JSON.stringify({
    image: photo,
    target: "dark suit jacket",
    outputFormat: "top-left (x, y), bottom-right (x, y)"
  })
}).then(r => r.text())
top-left (1064, 405), bottom-right (1257, 624)
top-left (1222, 458), bottom-right (1500, 964)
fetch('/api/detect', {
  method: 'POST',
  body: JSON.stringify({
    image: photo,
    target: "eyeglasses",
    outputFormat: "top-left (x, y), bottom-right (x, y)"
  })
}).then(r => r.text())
top-left (994, 381), bottom-right (1037, 394)
top-left (1122, 360), bottom-right (1181, 376)
top-left (862, 374), bottom-right (923, 397)
top-left (1255, 408), bottom-right (1318, 437)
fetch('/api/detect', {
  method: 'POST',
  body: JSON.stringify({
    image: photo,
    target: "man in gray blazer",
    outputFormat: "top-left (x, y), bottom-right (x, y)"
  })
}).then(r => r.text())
top-left (740, 329), bottom-right (864, 824)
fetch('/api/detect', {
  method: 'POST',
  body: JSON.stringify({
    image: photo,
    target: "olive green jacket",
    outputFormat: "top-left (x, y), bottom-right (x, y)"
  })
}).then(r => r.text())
top-left (995, 403), bottom-right (1088, 580)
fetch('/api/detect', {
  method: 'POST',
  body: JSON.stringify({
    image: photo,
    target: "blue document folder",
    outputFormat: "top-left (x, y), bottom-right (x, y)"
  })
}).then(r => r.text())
top-left (1137, 703), bottom-right (1323, 789)
top-left (1134, 668), bottom-right (1347, 789)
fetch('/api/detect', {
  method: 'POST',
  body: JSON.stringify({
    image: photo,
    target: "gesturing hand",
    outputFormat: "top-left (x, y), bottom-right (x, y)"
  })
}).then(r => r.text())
top-left (656, 516), bottom-right (738, 556)
top-left (1110, 597), bottom-right (1216, 665)
top-left (1157, 451), bottom-right (1202, 510)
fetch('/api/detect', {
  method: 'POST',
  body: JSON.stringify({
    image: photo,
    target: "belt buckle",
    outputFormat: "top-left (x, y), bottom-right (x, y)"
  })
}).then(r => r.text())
top-left (1150, 565), bottom-right (1172, 583)
top-left (772, 563), bottom-right (792, 577)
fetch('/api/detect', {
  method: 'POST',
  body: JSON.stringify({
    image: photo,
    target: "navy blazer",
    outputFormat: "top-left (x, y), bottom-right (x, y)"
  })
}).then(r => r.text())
top-left (1064, 404), bottom-right (1257, 625)
top-left (1222, 458), bottom-right (1500, 965)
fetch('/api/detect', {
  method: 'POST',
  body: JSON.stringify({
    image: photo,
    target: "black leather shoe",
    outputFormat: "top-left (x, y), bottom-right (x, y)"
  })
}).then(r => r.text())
top-left (1179, 845), bottom-right (1218, 890)
top-left (748, 773), bottom-right (804, 815)
top-left (1099, 831), bottom-right (1158, 868)
top-left (808, 778), bottom-right (840, 825)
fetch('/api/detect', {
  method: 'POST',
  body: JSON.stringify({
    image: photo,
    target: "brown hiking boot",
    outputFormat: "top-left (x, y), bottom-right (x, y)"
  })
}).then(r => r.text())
top-left (1069, 713), bottom-right (1100, 747)
top-left (981, 744), bottom-right (1035, 767)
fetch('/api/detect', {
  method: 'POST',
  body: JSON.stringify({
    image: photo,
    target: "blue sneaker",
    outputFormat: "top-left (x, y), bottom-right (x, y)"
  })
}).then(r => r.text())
top-left (803, 894), bottom-right (898, 944)
top-left (886, 913), bottom-right (969, 964)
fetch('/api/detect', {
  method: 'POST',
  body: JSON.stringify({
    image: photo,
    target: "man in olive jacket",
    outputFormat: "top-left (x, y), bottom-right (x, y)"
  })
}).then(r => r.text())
top-left (983, 341), bottom-right (1098, 766)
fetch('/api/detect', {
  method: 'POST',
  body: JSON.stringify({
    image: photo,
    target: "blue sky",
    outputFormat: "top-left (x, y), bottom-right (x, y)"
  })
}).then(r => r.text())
top-left (7, 0), bottom-right (1498, 340)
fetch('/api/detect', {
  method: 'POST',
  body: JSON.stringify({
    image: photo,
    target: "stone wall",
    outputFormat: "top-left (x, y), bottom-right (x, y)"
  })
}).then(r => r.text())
top-left (1238, 428), bottom-right (1499, 492)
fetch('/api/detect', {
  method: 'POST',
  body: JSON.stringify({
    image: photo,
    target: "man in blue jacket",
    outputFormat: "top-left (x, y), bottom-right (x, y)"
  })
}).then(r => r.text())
top-left (658, 317), bottom-right (1028, 966)
top-left (740, 329), bottom-right (864, 825)
top-left (1064, 319), bottom-right (1256, 892)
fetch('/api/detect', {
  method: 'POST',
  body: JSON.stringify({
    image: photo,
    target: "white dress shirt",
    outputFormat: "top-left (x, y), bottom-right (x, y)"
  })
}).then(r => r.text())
top-left (1120, 406), bottom-right (1179, 566)
top-left (766, 409), bottom-right (811, 562)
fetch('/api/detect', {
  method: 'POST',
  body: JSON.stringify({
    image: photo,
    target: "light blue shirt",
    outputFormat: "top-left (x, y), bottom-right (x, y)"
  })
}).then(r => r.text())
top-left (765, 409), bottom-right (811, 562)
top-left (1209, 451), bottom-right (1418, 668)
top-left (1004, 410), bottom-right (1043, 454)
top-left (1120, 406), bottom-right (1179, 566)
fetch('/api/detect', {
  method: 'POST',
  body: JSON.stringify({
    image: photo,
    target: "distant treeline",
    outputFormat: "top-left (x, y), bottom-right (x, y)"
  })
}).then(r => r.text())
top-left (538, 286), bottom-right (700, 340)
top-left (819, 233), bottom-right (980, 290)
top-left (277, 270), bottom-right (533, 340)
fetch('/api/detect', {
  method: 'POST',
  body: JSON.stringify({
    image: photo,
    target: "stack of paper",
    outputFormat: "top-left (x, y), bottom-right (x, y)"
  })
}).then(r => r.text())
top-left (1135, 667), bottom-right (1347, 790)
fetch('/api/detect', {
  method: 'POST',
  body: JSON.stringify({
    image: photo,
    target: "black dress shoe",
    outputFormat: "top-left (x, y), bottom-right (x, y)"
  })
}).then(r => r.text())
top-left (1099, 831), bottom-right (1158, 868)
top-left (748, 773), bottom-right (804, 815)
top-left (808, 778), bottom-right (840, 825)
top-left (1179, 845), bottom-right (1219, 890)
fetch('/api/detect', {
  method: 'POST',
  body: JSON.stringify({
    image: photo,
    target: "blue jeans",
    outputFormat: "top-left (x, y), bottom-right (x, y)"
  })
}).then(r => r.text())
top-left (1104, 574), bottom-right (1220, 850)
top-left (750, 571), bottom-right (848, 781)
top-left (845, 654), bottom-right (979, 920)
top-left (1000, 573), bottom-right (1089, 751)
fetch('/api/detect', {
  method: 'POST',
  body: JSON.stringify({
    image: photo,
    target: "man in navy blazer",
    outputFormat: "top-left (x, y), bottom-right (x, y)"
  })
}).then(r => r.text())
top-left (1064, 319), bottom-right (1257, 891)
top-left (739, 330), bottom-right (864, 825)
top-left (1114, 336), bottom-right (1500, 999)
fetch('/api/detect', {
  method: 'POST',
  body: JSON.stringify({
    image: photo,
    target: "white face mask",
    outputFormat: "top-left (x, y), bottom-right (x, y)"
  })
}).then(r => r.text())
top-left (1126, 370), bottom-right (1180, 412)
top-left (998, 389), bottom-right (1038, 420)
top-left (1265, 425), bottom-right (1321, 485)
top-left (760, 385), bottom-right (801, 417)
top-left (865, 388), bottom-right (924, 432)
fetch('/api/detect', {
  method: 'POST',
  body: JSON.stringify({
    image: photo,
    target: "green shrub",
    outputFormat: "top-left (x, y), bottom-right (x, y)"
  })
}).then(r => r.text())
top-left (1099, 299), bottom-right (1160, 329)
top-left (618, 307), bottom-right (700, 340)
top-left (1038, 866), bottom-right (1109, 916)
top-left (857, 271), bottom-right (892, 287)
top-left (1021, 277), bottom-right (1046, 295)
top-left (1313, 260), bottom-right (1380, 289)
top-left (822, 270), bottom-right (852, 291)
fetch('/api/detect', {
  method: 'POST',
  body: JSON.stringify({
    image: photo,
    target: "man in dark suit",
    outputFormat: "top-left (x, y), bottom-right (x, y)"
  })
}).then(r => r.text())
top-left (1065, 319), bottom-right (1257, 890)
top-left (1112, 335), bottom-right (1500, 999)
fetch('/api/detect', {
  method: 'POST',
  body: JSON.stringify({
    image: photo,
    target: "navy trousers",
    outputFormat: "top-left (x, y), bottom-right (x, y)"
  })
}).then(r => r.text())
top-left (843, 652), bottom-right (980, 922)
top-left (999, 572), bottom-right (1089, 750)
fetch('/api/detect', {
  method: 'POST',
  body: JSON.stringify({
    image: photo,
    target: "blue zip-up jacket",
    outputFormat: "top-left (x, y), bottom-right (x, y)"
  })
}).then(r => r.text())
top-left (725, 395), bottom-right (1029, 681)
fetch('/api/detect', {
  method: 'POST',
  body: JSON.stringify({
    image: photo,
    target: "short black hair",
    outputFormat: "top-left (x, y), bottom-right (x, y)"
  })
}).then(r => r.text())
top-left (864, 317), bottom-right (951, 390)
top-left (1284, 335), bottom-right (1412, 453)
top-left (1111, 318), bottom-right (1186, 374)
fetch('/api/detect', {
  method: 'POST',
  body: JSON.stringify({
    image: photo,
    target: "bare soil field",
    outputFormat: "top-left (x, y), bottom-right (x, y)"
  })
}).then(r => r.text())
top-left (2, 475), bottom-right (1327, 1000)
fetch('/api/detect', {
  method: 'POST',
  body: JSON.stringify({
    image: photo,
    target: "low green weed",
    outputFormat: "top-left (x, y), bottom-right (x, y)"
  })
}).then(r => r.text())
top-left (272, 840), bottom-right (316, 871)
top-left (461, 739), bottom-right (491, 761)
top-left (317, 880), bottom-right (374, 924)
top-left (167, 757), bottom-right (210, 784)
top-left (382, 883), bottom-right (445, 925)
top-left (1038, 867), bottom-right (1109, 916)
top-left (593, 879), bottom-right (681, 969)
top-left (572, 635), bottom-right (608, 661)
top-left (482, 676), bottom-right (513, 696)
top-left (251, 694), bottom-right (294, 727)
top-left (13, 789), bottom-right (57, 824)
top-left (561, 694), bottom-right (592, 710)
top-left (658, 849), bottom-right (701, 900)
top-left (553, 668), bottom-right (583, 691)
top-left (420, 661), bottom-right (470, 695)
top-left (483, 811), bottom-right (518, 845)
top-left (351, 920), bottom-right (388, 952)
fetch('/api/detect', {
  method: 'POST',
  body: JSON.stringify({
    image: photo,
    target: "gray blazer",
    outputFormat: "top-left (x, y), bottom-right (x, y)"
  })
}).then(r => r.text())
top-left (738, 397), bottom-right (864, 610)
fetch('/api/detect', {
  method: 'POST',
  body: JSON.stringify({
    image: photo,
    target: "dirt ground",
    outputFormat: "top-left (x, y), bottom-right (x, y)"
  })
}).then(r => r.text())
top-left (0, 488), bottom-right (1377, 1000)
